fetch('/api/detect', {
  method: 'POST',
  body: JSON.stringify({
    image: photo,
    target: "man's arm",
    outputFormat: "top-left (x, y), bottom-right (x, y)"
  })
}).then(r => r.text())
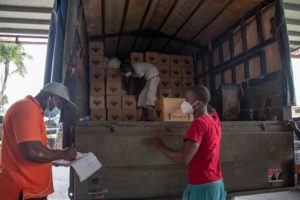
top-left (149, 137), bottom-right (199, 165)
top-left (19, 141), bottom-right (76, 163)
top-left (284, 120), bottom-right (300, 139)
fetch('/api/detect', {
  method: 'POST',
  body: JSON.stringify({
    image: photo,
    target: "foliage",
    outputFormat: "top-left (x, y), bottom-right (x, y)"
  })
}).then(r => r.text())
top-left (0, 41), bottom-right (32, 108)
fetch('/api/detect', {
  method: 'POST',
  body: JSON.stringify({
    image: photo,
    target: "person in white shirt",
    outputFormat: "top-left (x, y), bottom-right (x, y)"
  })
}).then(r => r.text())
top-left (120, 62), bottom-right (160, 121)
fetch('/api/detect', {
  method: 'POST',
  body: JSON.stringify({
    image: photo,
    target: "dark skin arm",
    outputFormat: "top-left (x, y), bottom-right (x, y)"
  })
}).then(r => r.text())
top-left (19, 141), bottom-right (77, 163)
top-left (284, 120), bottom-right (300, 139)
top-left (149, 137), bottom-right (199, 165)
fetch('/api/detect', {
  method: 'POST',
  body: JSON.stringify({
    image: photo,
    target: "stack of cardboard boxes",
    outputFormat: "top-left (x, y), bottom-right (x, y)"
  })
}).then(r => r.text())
top-left (106, 65), bottom-right (138, 121)
top-left (89, 42), bottom-right (106, 121)
top-left (89, 42), bottom-right (138, 122)
top-left (130, 52), bottom-right (195, 122)
top-left (89, 46), bottom-right (195, 122)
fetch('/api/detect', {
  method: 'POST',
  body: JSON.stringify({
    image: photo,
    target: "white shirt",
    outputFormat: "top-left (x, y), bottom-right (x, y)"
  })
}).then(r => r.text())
top-left (132, 63), bottom-right (159, 80)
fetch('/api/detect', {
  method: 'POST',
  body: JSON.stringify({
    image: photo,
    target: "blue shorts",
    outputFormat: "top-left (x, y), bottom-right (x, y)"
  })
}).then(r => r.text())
top-left (182, 179), bottom-right (227, 200)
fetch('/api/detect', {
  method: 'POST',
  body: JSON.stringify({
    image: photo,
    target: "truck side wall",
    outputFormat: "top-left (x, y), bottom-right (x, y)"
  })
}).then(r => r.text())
top-left (195, 3), bottom-right (285, 120)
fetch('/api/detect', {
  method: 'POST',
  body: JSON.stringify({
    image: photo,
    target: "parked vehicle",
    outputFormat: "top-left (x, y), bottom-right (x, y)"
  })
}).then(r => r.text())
top-left (46, 0), bottom-right (296, 199)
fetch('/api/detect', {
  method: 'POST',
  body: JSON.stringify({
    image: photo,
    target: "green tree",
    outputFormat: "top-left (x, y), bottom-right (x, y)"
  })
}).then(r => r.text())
top-left (0, 42), bottom-right (32, 108)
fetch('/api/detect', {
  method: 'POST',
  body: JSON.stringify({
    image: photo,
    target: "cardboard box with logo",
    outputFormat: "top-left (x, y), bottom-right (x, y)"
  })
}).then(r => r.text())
top-left (130, 52), bottom-right (144, 64)
top-left (158, 54), bottom-right (170, 66)
top-left (171, 89), bottom-right (183, 98)
top-left (170, 66), bottom-right (183, 79)
top-left (183, 79), bottom-right (195, 88)
top-left (122, 95), bottom-right (137, 109)
top-left (182, 67), bottom-right (194, 79)
top-left (170, 55), bottom-right (183, 66)
top-left (91, 109), bottom-right (106, 121)
top-left (90, 81), bottom-right (105, 96)
top-left (158, 88), bottom-right (171, 98)
top-left (159, 78), bottom-right (170, 88)
top-left (89, 55), bottom-right (105, 70)
top-left (106, 81), bottom-right (121, 96)
top-left (155, 98), bottom-right (193, 122)
top-left (89, 41), bottom-right (104, 56)
top-left (170, 78), bottom-right (183, 89)
top-left (123, 109), bottom-right (138, 121)
top-left (107, 68), bottom-right (122, 82)
top-left (145, 52), bottom-right (158, 64)
top-left (158, 65), bottom-right (170, 77)
top-left (90, 96), bottom-right (105, 109)
top-left (106, 96), bottom-right (122, 109)
top-left (107, 109), bottom-right (123, 121)
top-left (181, 55), bottom-right (193, 67)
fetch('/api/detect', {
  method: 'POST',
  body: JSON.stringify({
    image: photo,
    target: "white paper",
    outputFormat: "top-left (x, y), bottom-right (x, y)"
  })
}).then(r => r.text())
top-left (71, 152), bottom-right (102, 182)
top-left (53, 152), bottom-right (102, 182)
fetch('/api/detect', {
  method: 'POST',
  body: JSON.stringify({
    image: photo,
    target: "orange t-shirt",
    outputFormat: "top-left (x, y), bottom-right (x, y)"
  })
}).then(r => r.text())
top-left (0, 95), bottom-right (53, 200)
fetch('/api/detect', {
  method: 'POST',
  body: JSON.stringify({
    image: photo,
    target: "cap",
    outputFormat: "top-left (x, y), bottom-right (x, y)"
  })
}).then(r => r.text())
top-left (41, 81), bottom-right (78, 109)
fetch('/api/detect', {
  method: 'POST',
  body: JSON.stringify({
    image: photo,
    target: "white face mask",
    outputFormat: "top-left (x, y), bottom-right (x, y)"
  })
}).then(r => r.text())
top-left (124, 71), bottom-right (132, 77)
top-left (180, 101), bottom-right (194, 115)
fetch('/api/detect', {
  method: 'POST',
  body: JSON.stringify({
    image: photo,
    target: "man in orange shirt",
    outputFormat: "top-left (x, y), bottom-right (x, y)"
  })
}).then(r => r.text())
top-left (0, 82), bottom-right (77, 200)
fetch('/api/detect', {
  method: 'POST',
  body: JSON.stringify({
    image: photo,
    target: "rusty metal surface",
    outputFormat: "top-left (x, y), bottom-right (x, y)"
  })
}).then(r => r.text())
top-left (73, 121), bottom-right (294, 199)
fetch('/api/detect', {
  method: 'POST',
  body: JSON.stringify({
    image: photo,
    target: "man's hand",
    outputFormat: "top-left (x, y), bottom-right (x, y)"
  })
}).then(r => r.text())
top-left (62, 148), bottom-right (77, 161)
top-left (149, 137), bottom-right (163, 149)
top-left (284, 120), bottom-right (298, 131)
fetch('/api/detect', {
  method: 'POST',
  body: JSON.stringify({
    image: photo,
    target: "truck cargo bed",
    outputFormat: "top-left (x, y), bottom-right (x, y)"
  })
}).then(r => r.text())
top-left (72, 121), bottom-right (294, 199)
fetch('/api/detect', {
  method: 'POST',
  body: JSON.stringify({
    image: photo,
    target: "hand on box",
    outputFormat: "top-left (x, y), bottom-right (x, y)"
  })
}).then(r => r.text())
top-left (284, 120), bottom-right (298, 131)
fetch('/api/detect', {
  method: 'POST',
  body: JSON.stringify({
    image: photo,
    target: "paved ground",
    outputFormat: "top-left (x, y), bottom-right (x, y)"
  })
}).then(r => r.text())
top-left (48, 166), bottom-right (70, 200)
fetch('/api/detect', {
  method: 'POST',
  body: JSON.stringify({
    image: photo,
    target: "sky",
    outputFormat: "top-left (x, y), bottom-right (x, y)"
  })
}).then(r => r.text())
top-left (3, 44), bottom-right (47, 110)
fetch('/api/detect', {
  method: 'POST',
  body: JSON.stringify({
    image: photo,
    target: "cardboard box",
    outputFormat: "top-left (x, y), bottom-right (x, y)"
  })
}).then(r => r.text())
top-left (170, 78), bottom-right (182, 88)
top-left (91, 108), bottom-right (106, 121)
top-left (106, 81), bottom-right (121, 96)
top-left (181, 55), bottom-right (193, 66)
top-left (107, 109), bottom-right (122, 121)
top-left (122, 95), bottom-right (137, 109)
top-left (107, 68), bottom-right (121, 82)
top-left (130, 52), bottom-right (144, 64)
top-left (137, 108), bottom-right (143, 120)
top-left (159, 88), bottom-right (171, 98)
top-left (89, 71), bottom-right (105, 82)
top-left (89, 55), bottom-right (105, 69)
top-left (183, 79), bottom-right (194, 88)
top-left (145, 52), bottom-right (158, 64)
top-left (159, 78), bottom-right (170, 88)
top-left (182, 67), bottom-right (194, 79)
top-left (170, 66), bottom-right (183, 78)
top-left (122, 109), bottom-right (138, 121)
top-left (89, 42), bottom-right (104, 56)
top-left (158, 54), bottom-right (170, 66)
top-left (170, 55), bottom-right (182, 66)
top-left (158, 65), bottom-right (170, 77)
top-left (90, 96), bottom-right (105, 109)
top-left (155, 98), bottom-right (193, 122)
top-left (106, 96), bottom-right (121, 109)
top-left (171, 89), bottom-right (183, 98)
top-left (90, 81), bottom-right (105, 96)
